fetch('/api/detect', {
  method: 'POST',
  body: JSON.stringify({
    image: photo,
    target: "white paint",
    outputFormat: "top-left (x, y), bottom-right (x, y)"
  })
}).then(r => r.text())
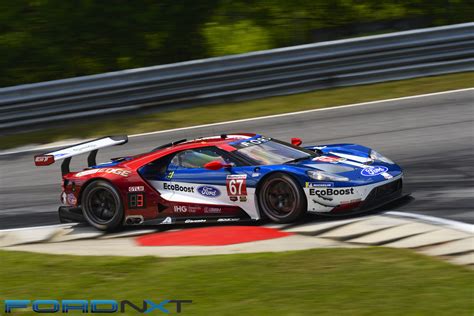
top-left (1, 88), bottom-right (472, 156)
top-left (330, 152), bottom-right (371, 163)
top-left (306, 175), bottom-right (402, 212)
top-left (385, 211), bottom-right (473, 234)
top-left (45, 137), bottom-right (126, 161)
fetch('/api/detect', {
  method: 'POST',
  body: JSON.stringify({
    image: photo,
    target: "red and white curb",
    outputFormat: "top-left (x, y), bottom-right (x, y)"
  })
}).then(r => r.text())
top-left (0, 212), bottom-right (472, 266)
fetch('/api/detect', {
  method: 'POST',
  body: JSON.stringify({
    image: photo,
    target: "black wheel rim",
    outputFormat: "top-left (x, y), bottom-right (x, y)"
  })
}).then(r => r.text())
top-left (86, 188), bottom-right (117, 224)
top-left (262, 178), bottom-right (297, 218)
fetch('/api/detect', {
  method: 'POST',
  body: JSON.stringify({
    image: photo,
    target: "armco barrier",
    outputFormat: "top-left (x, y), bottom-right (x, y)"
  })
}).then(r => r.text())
top-left (0, 23), bottom-right (473, 133)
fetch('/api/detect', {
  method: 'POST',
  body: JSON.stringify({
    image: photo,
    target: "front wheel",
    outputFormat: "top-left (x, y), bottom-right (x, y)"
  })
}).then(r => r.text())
top-left (258, 173), bottom-right (306, 223)
top-left (81, 180), bottom-right (124, 231)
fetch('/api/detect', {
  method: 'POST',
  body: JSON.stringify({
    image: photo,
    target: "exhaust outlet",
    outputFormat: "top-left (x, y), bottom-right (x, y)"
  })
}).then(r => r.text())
top-left (125, 215), bottom-right (144, 225)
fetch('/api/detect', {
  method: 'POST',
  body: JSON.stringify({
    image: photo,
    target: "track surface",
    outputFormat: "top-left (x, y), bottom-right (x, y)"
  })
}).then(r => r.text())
top-left (0, 89), bottom-right (472, 229)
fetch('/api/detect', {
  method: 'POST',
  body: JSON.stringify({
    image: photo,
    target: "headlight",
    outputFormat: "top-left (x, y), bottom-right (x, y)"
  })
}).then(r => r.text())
top-left (307, 170), bottom-right (349, 182)
top-left (370, 150), bottom-right (394, 164)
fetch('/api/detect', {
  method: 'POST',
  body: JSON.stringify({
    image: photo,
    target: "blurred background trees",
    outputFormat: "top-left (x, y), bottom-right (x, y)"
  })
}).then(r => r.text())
top-left (0, 0), bottom-right (471, 87)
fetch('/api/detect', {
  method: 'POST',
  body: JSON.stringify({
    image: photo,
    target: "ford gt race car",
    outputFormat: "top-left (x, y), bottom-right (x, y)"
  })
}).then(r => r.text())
top-left (34, 134), bottom-right (404, 231)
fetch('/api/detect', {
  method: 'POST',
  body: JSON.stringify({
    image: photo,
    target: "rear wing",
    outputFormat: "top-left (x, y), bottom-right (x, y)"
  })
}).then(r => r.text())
top-left (34, 135), bottom-right (128, 175)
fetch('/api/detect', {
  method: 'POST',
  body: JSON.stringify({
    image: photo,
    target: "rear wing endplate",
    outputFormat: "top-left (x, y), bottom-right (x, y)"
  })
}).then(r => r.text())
top-left (34, 135), bottom-right (128, 175)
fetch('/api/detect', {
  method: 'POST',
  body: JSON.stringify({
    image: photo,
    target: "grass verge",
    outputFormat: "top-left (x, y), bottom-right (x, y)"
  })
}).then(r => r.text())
top-left (0, 248), bottom-right (473, 315)
top-left (1, 72), bottom-right (473, 150)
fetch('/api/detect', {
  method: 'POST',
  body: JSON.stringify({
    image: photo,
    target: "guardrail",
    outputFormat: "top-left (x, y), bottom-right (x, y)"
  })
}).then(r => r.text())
top-left (1, 22), bottom-right (473, 133)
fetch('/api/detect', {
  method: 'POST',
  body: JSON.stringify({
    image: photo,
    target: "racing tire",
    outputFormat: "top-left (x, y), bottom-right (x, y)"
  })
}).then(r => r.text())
top-left (81, 180), bottom-right (124, 231)
top-left (258, 173), bottom-right (306, 223)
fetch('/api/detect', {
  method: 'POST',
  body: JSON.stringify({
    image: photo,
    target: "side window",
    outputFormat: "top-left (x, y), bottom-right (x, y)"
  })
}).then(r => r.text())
top-left (138, 155), bottom-right (174, 180)
top-left (170, 148), bottom-right (232, 169)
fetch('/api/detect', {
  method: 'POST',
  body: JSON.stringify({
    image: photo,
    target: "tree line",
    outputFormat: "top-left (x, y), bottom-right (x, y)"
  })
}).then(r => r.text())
top-left (0, 0), bottom-right (470, 87)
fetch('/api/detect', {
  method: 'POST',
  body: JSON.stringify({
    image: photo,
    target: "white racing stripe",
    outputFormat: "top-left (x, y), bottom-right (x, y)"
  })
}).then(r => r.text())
top-left (329, 152), bottom-right (371, 164)
top-left (1, 88), bottom-right (472, 156)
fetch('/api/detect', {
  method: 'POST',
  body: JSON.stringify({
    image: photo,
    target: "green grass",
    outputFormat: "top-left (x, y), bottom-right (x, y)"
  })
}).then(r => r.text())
top-left (1, 72), bottom-right (473, 150)
top-left (0, 248), bottom-right (472, 315)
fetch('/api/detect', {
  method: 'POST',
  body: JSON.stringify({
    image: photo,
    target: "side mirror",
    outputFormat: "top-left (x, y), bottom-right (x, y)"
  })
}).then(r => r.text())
top-left (204, 160), bottom-right (232, 170)
top-left (291, 137), bottom-right (302, 146)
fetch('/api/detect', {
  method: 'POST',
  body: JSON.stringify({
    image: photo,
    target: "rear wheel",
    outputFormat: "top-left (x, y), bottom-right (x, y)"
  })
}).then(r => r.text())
top-left (81, 180), bottom-right (124, 231)
top-left (258, 173), bottom-right (306, 223)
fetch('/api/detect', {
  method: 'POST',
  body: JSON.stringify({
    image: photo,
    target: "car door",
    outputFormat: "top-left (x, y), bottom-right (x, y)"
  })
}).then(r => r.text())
top-left (165, 147), bottom-right (235, 202)
top-left (161, 147), bottom-right (259, 219)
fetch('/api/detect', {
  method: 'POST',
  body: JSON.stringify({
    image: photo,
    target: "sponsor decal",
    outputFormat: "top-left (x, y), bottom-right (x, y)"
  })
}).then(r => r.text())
top-left (381, 172), bottom-right (393, 179)
top-left (101, 168), bottom-right (131, 177)
top-left (72, 143), bottom-right (98, 152)
top-left (233, 136), bottom-right (270, 148)
top-left (340, 198), bottom-right (362, 205)
top-left (197, 186), bottom-right (221, 197)
top-left (35, 156), bottom-right (48, 162)
top-left (163, 183), bottom-right (195, 193)
top-left (174, 205), bottom-right (188, 213)
top-left (128, 193), bottom-right (145, 209)
top-left (184, 219), bottom-right (206, 223)
top-left (312, 156), bottom-right (345, 163)
top-left (226, 174), bottom-right (247, 199)
top-left (129, 186), bottom-right (145, 192)
top-left (361, 166), bottom-right (389, 176)
top-left (160, 217), bottom-right (172, 224)
top-left (239, 196), bottom-right (247, 202)
top-left (166, 171), bottom-right (174, 179)
top-left (204, 207), bottom-right (221, 214)
top-left (75, 168), bottom-right (131, 178)
top-left (251, 173), bottom-right (260, 177)
top-left (309, 188), bottom-right (355, 200)
top-left (33, 154), bottom-right (52, 166)
top-left (66, 193), bottom-right (77, 205)
top-left (229, 196), bottom-right (238, 202)
top-left (217, 218), bottom-right (240, 222)
top-left (188, 206), bottom-right (201, 213)
top-left (305, 182), bottom-right (334, 188)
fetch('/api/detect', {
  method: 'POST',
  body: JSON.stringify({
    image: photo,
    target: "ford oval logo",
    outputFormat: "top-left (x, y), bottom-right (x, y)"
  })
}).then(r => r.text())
top-left (361, 166), bottom-right (388, 176)
top-left (197, 186), bottom-right (221, 197)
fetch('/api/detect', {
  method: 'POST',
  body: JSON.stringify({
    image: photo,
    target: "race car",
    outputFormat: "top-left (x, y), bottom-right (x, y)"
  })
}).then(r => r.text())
top-left (34, 133), bottom-right (404, 231)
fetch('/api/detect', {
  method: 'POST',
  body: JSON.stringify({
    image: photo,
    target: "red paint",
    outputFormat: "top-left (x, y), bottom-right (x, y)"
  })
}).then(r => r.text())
top-left (136, 226), bottom-right (293, 246)
top-left (34, 155), bottom-right (55, 166)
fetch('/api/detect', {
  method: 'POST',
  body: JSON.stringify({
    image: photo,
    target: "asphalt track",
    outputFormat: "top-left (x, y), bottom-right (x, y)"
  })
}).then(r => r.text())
top-left (0, 89), bottom-right (472, 229)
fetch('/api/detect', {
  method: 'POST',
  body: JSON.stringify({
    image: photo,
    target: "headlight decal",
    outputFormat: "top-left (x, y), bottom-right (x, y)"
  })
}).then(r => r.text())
top-left (306, 170), bottom-right (349, 182)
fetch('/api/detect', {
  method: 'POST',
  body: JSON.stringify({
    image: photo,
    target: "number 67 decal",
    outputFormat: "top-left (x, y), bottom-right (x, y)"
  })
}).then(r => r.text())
top-left (226, 174), bottom-right (247, 196)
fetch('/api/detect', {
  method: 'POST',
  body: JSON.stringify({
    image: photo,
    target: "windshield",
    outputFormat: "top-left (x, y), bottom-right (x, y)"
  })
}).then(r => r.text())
top-left (233, 136), bottom-right (316, 165)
